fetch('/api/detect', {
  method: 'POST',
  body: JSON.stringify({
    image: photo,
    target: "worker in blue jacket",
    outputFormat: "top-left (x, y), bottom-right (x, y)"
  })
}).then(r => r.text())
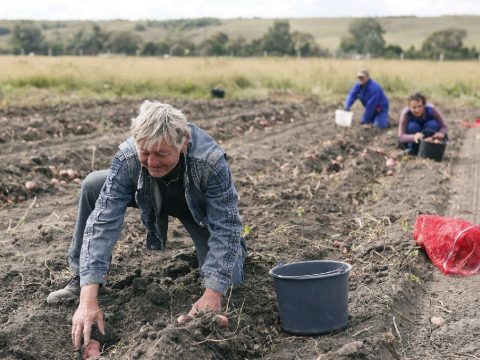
top-left (344, 69), bottom-right (389, 128)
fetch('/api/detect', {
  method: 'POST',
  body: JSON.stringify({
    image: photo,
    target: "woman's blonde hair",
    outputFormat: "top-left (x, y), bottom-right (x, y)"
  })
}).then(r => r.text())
top-left (131, 100), bottom-right (191, 151)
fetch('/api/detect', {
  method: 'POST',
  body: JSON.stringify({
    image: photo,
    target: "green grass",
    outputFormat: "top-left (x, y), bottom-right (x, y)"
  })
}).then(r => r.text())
top-left (0, 56), bottom-right (479, 107)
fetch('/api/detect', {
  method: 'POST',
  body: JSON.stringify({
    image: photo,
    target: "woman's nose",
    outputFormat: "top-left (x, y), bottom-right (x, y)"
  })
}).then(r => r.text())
top-left (148, 156), bottom-right (159, 167)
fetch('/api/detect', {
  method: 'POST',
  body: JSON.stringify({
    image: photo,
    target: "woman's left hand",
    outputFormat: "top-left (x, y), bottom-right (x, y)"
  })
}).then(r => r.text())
top-left (433, 132), bottom-right (445, 140)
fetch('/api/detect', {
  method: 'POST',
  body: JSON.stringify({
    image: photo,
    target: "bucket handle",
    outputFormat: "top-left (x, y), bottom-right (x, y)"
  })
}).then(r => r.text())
top-left (273, 267), bottom-right (345, 279)
top-left (300, 268), bottom-right (345, 278)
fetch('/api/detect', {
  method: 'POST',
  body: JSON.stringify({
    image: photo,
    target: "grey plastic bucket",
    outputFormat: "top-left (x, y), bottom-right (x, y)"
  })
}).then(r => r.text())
top-left (418, 140), bottom-right (446, 161)
top-left (269, 260), bottom-right (352, 335)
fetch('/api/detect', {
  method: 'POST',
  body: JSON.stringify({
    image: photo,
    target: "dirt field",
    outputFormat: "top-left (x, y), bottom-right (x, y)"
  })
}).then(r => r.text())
top-left (0, 97), bottom-right (478, 359)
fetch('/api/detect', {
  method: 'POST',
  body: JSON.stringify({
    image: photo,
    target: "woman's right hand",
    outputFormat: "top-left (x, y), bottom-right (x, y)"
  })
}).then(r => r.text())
top-left (413, 132), bottom-right (424, 143)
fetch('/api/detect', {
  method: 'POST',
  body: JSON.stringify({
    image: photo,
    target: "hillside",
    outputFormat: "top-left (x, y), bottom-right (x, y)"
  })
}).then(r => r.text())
top-left (0, 16), bottom-right (479, 52)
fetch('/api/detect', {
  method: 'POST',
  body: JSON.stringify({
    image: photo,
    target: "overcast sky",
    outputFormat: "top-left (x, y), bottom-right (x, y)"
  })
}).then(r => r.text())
top-left (1, 0), bottom-right (479, 20)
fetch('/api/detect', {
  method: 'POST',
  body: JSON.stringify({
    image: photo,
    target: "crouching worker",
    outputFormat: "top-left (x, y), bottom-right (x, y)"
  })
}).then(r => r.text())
top-left (344, 69), bottom-right (390, 129)
top-left (399, 92), bottom-right (448, 155)
top-left (47, 101), bottom-right (247, 351)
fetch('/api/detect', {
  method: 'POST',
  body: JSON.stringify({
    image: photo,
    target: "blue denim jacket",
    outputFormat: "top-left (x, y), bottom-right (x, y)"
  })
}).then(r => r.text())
top-left (80, 124), bottom-right (246, 295)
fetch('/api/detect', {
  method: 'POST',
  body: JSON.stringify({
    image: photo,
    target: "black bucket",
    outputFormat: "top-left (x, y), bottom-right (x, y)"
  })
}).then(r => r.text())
top-left (269, 260), bottom-right (352, 335)
top-left (418, 140), bottom-right (446, 161)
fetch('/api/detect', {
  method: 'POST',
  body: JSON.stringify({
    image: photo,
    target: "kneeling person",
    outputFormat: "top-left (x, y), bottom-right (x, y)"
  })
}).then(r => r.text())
top-left (47, 101), bottom-right (247, 351)
top-left (398, 92), bottom-right (448, 155)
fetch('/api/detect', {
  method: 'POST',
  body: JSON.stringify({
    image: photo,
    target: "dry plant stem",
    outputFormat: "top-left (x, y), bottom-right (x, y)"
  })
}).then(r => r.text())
top-left (9, 196), bottom-right (37, 234)
top-left (352, 325), bottom-right (374, 337)
top-left (91, 145), bottom-right (96, 171)
top-left (42, 211), bottom-right (60, 226)
top-left (225, 286), bottom-right (233, 315)
top-left (234, 298), bottom-right (245, 333)
top-left (393, 316), bottom-right (402, 343)
top-left (44, 259), bottom-right (54, 282)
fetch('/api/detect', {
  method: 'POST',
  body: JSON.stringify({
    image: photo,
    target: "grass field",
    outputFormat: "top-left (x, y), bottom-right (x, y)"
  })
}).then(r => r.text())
top-left (0, 56), bottom-right (479, 107)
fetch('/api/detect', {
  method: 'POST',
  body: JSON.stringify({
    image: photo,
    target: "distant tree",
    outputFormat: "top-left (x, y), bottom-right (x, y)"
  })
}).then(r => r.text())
top-left (169, 39), bottom-right (196, 56)
top-left (262, 20), bottom-right (294, 55)
top-left (422, 28), bottom-right (470, 59)
top-left (291, 31), bottom-right (328, 57)
top-left (403, 45), bottom-right (422, 59)
top-left (10, 21), bottom-right (45, 54)
top-left (134, 23), bottom-right (146, 32)
top-left (0, 27), bottom-right (11, 36)
top-left (243, 38), bottom-right (264, 56)
top-left (227, 36), bottom-right (247, 56)
top-left (200, 32), bottom-right (229, 56)
top-left (341, 18), bottom-right (386, 56)
top-left (106, 31), bottom-right (142, 55)
top-left (46, 32), bottom-right (65, 56)
top-left (141, 40), bottom-right (171, 56)
top-left (68, 25), bottom-right (107, 55)
top-left (383, 44), bottom-right (403, 58)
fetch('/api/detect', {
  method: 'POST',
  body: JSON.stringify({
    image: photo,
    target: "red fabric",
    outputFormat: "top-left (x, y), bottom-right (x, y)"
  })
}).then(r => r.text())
top-left (413, 215), bottom-right (480, 276)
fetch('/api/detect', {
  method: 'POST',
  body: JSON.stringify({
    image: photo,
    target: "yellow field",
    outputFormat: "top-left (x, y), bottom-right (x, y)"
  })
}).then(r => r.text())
top-left (0, 56), bottom-right (479, 107)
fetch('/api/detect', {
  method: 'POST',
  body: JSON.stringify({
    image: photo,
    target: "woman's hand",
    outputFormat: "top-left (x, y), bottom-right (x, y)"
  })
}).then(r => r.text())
top-left (177, 288), bottom-right (225, 325)
top-left (72, 285), bottom-right (105, 351)
top-left (413, 132), bottom-right (424, 143)
top-left (433, 132), bottom-right (445, 140)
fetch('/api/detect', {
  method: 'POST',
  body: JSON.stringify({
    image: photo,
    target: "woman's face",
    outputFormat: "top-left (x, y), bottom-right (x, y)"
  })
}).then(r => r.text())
top-left (409, 99), bottom-right (425, 117)
top-left (137, 138), bottom-right (187, 178)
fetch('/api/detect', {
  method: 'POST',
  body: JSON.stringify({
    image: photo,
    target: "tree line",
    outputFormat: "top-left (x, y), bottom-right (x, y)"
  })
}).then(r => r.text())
top-left (2, 18), bottom-right (478, 60)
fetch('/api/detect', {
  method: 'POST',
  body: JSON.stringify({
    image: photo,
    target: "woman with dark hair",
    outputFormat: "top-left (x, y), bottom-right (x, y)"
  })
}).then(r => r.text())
top-left (398, 92), bottom-right (448, 155)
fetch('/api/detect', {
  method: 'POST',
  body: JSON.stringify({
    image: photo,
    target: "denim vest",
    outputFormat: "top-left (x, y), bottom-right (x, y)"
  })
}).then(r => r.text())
top-left (80, 124), bottom-right (245, 294)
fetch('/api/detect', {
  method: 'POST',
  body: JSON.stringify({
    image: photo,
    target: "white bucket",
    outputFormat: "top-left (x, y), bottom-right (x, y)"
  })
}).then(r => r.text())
top-left (335, 110), bottom-right (353, 127)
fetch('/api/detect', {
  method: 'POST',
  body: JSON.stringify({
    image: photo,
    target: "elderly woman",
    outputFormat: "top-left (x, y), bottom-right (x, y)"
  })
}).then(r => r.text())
top-left (344, 69), bottom-right (390, 129)
top-left (47, 101), bottom-right (247, 351)
top-left (399, 92), bottom-right (448, 155)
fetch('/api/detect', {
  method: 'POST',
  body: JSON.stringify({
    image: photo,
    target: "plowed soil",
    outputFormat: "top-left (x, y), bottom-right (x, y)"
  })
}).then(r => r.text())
top-left (0, 97), bottom-right (478, 359)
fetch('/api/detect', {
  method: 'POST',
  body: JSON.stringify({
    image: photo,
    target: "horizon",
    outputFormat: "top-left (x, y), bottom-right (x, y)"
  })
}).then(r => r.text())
top-left (1, 14), bottom-right (480, 22)
top-left (1, 0), bottom-right (479, 21)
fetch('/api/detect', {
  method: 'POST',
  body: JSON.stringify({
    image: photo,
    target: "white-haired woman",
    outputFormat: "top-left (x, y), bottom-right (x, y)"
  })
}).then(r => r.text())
top-left (47, 101), bottom-right (247, 352)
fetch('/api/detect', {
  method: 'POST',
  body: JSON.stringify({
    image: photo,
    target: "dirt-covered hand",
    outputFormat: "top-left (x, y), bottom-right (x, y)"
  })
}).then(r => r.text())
top-left (177, 288), bottom-right (223, 325)
top-left (433, 132), bottom-right (445, 140)
top-left (72, 285), bottom-right (105, 351)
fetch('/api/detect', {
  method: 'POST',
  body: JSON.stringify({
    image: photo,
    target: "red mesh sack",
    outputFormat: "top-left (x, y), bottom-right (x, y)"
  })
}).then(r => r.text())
top-left (413, 215), bottom-right (480, 276)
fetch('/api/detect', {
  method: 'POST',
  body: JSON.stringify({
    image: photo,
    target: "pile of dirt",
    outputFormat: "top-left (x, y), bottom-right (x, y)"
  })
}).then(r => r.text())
top-left (0, 98), bottom-right (472, 359)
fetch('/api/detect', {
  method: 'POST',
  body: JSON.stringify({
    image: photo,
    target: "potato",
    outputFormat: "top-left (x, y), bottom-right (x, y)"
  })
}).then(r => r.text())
top-left (25, 181), bottom-right (38, 191)
top-left (66, 168), bottom-right (80, 180)
top-left (50, 178), bottom-right (60, 186)
top-left (385, 158), bottom-right (397, 168)
top-left (82, 339), bottom-right (101, 360)
top-left (177, 314), bottom-right (194, 325)
top-left (215, 314), bottom-right (229, 329)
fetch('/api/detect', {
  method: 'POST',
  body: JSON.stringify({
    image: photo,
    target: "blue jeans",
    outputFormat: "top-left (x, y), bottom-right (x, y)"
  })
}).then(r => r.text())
top-left (406, 119), bottom-right (441, 154)
top-left (370, 108), bottom-right (389, 129)
top-left (68, 170), bottom-right (244, 285)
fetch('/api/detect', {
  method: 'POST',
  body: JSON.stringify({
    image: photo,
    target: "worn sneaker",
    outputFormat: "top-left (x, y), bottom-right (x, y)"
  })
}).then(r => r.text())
top-left (46, 275), bottom-right (80, 304)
